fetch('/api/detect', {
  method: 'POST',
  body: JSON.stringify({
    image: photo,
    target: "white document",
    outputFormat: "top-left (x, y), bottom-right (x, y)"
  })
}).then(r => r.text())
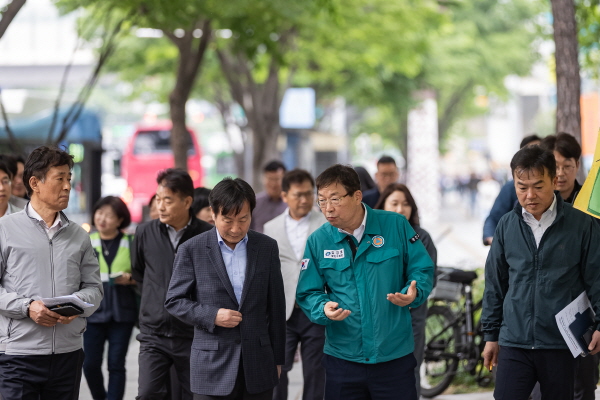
top-left (555, 291), bottom-right (594, 358)
top-left (40, 295), bottom-right (94, 309)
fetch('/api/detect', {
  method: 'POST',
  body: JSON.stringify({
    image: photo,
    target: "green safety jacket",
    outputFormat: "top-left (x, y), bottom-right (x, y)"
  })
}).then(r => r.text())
top-left (90, 232), bottom-right (133, 282)
top-left (296, 205), bottom-right (434, 364)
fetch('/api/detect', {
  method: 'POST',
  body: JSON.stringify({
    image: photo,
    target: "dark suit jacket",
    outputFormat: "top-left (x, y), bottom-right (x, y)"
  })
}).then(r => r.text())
top-left (165, 227), bottom-right (286, 396)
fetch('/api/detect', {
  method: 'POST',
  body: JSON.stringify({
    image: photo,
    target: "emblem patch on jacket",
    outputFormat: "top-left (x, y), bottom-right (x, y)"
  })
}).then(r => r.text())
top-left (409, 233), bottom-right (420, 243)
top-left (301, 259), bottom-right (310, 270)
top-left (372, 235), bottom-right (385, 248)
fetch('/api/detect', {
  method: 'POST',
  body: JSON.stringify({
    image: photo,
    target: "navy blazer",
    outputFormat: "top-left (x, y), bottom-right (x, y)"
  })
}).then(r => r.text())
top-left (165, 227), bottom-right (286, 396)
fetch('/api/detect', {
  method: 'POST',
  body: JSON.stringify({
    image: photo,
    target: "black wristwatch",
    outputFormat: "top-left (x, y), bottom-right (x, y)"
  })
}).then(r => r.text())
top-left (25, 299), bottom-right (34, 317)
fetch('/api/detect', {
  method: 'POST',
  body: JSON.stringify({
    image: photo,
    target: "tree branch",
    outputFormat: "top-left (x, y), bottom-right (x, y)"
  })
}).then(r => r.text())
top-left (0, 0), bottom-right (26, 40)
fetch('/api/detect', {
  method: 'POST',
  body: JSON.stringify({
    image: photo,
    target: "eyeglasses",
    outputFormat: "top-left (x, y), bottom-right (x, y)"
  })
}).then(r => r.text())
top-left (0, 178), bottom-right (11, 187)
top-left (316, 193), bottom-right (350, 208)
top-left (289, 191), bottom-right (314, 200)
top-left (556, 165), bottom-right (576, 174)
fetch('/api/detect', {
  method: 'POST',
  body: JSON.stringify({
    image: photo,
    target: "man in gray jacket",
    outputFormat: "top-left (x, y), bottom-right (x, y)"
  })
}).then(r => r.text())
top-left (0, 146), bottom-right (103, 400)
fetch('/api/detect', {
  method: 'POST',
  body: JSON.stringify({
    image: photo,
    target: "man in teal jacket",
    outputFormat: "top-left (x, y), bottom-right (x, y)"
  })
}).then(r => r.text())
top-left (482, 145), bottom-right (600, 400)
top-left (296, 164), bottom-right (434, 400)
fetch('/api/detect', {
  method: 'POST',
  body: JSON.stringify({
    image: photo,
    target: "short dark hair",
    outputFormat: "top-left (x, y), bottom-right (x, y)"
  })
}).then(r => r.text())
top-left (374, 183), bottom-right (420, 227)
top-left (14, 155), bottom-right (25, 164)
top-left (316, 164), bottom-right (361, 195)
top-left (0, 155), bottom-right (17, 179)
top-left (354, 166), bottom-right (376, 192)
top-left (511, 146), bottom-right (556, 182)
top-left (540, 132), bottom-right (581, 161)
top-left (192, 187), bottom-right (211, 216)
top-left (209, 177), bottom-right (256, 216)
top-left (0, 161), bottom-right (12, 180)
top-left (156, 168), bottom-right (194, 199)
top-left (282, 169), bottom-right (315, 192)
top-left (23, 146), bottom-right (74, 197)
top-left (148, 193), bottom-right (156, 207)
top-left (520, 134), bottom-right (542, 149)
top-left (91, 196), bottom-right (131, 230)
top-left (377, 155), bottom-right (396, 166)
top-left (263, 160), bottom-right (286, 173)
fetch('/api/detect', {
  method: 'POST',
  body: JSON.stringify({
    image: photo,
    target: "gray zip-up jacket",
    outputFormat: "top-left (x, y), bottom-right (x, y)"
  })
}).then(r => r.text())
top-left (0, 207), bottom-right (103, 355)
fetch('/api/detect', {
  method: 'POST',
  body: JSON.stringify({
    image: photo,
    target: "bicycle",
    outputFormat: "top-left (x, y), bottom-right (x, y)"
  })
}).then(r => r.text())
top-left (420, 266), bottom-right (494, 398)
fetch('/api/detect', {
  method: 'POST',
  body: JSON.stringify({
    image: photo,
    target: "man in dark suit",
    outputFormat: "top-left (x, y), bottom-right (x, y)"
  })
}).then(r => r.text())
top-left (165, 177), bottom-right (286, 400)
top-left (362, 156), bottom-right (399, 208)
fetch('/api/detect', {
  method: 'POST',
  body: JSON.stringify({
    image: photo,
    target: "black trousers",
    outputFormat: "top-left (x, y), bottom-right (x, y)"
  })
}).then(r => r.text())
top-left (494, 346), bottom-right (575, 400)
top-left (136, 332), bottom-right (193, 400)
top-left (272, 306), bottom-right (326, 400)
top-left (193, 358), bottom-right (273, 400)
top-left (323, 353), bottom-right (417, 400)
top-left (0, 348), bottom-right (85, 400)
top-left (531, 353), bottom-right (599, 400)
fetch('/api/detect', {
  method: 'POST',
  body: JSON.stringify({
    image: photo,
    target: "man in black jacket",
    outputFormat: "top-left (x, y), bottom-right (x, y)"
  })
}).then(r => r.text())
top-left (132, 169), bottom-right (212, 400)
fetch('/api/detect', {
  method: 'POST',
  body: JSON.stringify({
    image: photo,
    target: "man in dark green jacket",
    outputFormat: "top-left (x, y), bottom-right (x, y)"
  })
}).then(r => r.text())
top-left (482, 146), bottom-right (600, 400)
top-left (296, 164), bottom-right (434, 400)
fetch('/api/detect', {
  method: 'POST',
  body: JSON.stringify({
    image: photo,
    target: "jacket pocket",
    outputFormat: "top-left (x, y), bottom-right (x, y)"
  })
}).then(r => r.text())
top-left (192, 340), bottom-right (219, 351)
top-left (366, 249), bottom-right (400, 264)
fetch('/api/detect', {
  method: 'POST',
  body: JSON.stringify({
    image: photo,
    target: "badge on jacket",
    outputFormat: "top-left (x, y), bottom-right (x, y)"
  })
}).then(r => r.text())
top-left (372, 235), bottom-right (385, 248)
top-left (324, 249), bottom-right (345, 259)
top-left (301, 259), bottom-right (310, 270)
top-left (409, 233), bottom-right (420, 243)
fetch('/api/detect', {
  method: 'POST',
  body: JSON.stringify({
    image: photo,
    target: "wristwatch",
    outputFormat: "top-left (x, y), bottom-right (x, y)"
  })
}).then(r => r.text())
top-left (25, 299), bottom-right (34, 317)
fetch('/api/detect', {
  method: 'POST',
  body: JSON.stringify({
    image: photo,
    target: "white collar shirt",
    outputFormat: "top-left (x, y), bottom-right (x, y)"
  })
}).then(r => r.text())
top-left (284, 209), bottom-right (312, 260)
top-left (521, 194), bottom-right (558, 248)
top-left (27, 203), bottom-right (62, 239)
top-left (338, 205), bottom-right (367, 243)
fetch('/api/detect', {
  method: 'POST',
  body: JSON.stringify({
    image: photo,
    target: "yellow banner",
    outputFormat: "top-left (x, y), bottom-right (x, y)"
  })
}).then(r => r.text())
top-left (574, 129), bottom-right (600, 218)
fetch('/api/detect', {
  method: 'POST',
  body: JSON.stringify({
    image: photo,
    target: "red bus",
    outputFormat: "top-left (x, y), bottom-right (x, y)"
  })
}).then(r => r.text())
top-left (121, 122), bottom-right (203, 222)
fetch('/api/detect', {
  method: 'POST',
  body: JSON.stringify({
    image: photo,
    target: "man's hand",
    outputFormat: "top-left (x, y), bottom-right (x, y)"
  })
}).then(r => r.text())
top-left (588, 330), bottom-right (600, 355)
top-left (483, 237), bottom-right (493, 246)
top-left (28, 300), bottom-right (61, 327)
top-left (387, 280), bottom-right (417, 307)
top-left (482, 341), bottom-right (499, 370)
top-left (277, 365), bottom-right (281, 378)
top-left (215, 308), bottom-right (243, 328)
top-left (58, 315), bottom-right (80, 325)
top-left (114, 273), bottom-right (135, 285)
top-left (324, 301), bottom-right (351, 321)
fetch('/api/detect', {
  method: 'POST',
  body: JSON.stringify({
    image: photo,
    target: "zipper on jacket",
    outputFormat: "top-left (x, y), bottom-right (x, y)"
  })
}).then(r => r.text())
top-left (49, 238), bottom-right (56, 354)
top-left (6, 318), bottom-right (13, 338)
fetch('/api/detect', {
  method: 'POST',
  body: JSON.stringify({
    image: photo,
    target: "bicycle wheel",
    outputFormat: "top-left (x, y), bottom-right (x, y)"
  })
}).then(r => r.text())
top-left (421, 305), bottom-right (460, 398)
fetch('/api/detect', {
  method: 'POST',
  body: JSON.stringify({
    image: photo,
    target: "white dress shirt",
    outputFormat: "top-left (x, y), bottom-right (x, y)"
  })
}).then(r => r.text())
top-left (338, 205), bottom-right (368, 242)
top-left (27, 203), bottom-right (62, 239)
top-left (522, 194), bottom-right (557, 247)
top-left (284, 209), bottom-right (312, 259)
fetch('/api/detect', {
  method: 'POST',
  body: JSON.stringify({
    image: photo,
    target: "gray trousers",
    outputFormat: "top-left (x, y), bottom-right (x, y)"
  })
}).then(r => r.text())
top-left (272, 306), bottom-right (326, 400)
top-left (410, 303), bottom-right (428, 399)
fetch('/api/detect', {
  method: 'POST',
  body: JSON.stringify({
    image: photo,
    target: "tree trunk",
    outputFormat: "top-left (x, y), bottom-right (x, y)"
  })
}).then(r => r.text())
top-left (165, 21), bottom-right (211, 170)
top-left (551, 0), bottom-right (581, 140)
top-left (0, 0), bottom-right (26, 40)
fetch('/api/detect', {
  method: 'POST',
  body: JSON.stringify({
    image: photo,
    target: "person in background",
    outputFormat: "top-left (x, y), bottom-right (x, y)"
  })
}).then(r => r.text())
top-left (264, 169), bottom-right (327, 400)
top-left (482, 134), bottom-right (541, 245)
top-left (0, 160), bottom-right (20, 217)
top-left (0, 146), bottom-right (103, 399)
top-left (362, 156), bottom-right (400, 208)
top-left (354, 166), bottom-right (376, 193)
top-left (84, 196), bottom-right (138, 400)
top-left (192, 187), bottom-right (214, 224)
top-left (147, 194), bottom-right (159, 221)
top-left (540, 133), bottom-right (582, 202)
top-left (0, 155), bottom-right (27, 209)
top-left (12, 155), bottom-right (27, 200)
top-left (296, 164), bottom-right (434, 400)
top-left (132, 169), bottom-right (213, 400)
top-left (375, 183), bottom-right (437, 399)
top-left (250, 160), bottom-right (287, 233)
